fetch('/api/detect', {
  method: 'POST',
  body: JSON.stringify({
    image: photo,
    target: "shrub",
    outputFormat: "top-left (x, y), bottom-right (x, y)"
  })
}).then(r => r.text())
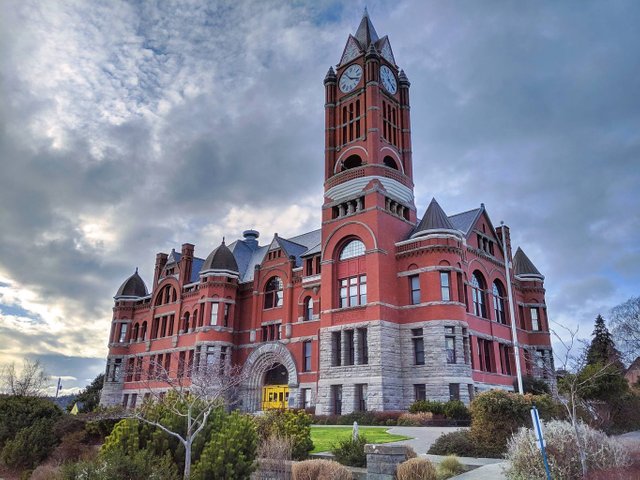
top-left (51, 430), bottom-right (92, 463)
top-left (1, 417), bottom-right (59, 469)
top-left (255, 409), bottom-right (313, 460)
top-left (409, 400), bottom-right (445, 415)
top-left (331, 434), bottom-right (368, 467)
top-left (61, 448), bottom-right (179, 480)
top-left (372, 411), bottom-right (403, 425)
top-left (517, 376), bottom-right (551, 395)
top-left (255, 434), bottom-right (292, 479)
top-left (397, 412), bottom-right (433, 426)
top-left (291, 459), bottom-right (352, 480)
top-left (505, 420), bottom-right (630, 480)
top-left (0, 395), bottom-right (62, 450)
top-left (396, 457), bottom-right (437, 480)
top-left (443, 400), bottom-right (470, 420)
top-left (438, 455), bottom-right (464, 477)
top-left (191, 410), bottom-right (258, 480)
top-left (427, 430), bottom-right (477, 457)
top-left (470, 390), bottom-right (530, 457)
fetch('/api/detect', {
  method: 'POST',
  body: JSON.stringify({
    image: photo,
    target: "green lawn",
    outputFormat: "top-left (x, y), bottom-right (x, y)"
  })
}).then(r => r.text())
top-left (310, 426), bottom-right (412, 453)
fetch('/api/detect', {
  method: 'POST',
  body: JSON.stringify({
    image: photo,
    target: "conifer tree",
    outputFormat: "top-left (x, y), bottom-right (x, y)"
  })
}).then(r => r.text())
top-left (586, 315), bottom-right (623, 370)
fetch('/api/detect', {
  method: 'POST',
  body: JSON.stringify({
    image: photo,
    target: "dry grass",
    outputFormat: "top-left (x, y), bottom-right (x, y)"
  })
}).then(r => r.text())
top-left (255, 434), bottom-right (293, 480)
top-left (291, 459), bottom-right (352, 480)
top-left (396, 457), bottom-right (437, 480)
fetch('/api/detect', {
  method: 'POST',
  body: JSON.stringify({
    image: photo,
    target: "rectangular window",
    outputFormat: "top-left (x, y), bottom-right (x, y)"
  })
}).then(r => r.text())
top-left (303, 341), bottom-right (312, 372)
top-left (332, 331), bottom-right (342, 367)
top-left (478, 339), bottom-right (495, 373)
top-left (440, 272), bottom-right (451, 301)
top-left (412, 328), bottom-right (425, 365)
top-left (355, 384), bottom-right (367, 412)
top-left (409, 275), bottom-right (420, 305)
top-left (160, 316), bottom-right (167, 337)
top-left (332, 385), bottom-right (343, 415)
top-left (414, 384), bottom-right (426, 402)
top-left (130, 393), bottom-right (137, 409)
top-left (223, 304), bottom-right (230, 327)
top-left (126, 358), bottom-right (134, 382)
top-left (210, 302), bottom-right (219, 326)
top-left (457, 272), bottom-right (465, 304)
top-left (168, 315), bottom-right (175, 336)
top-left (531, 308), bottom-right (540, 331)
top-left (462, 328), bottom-right (470, 364)
top-left (445, 327), bottom-right (456, 364)
top-left (122, 394), bottom-right (129, 408)
top-left (112, 359), bottom-right (122, 382)
top-left (178, 351), bottom-right (186, 377)
top-left (338, 275), bottom-right (367, 308)
top-left (187, 350), bottom-right (194, 378)
top-left (519, 305), bottom-right (525, 329)
top-left (306, 258), bottom-right (313, 276)
top-left (345, 330), bottom-right (355, 366)
top-left (302, 388), bottom-right (311, 409)
top-left (449, 383), bottom-right (460, 401)
top-left (219, 346), bottom-right (227, 374)
top-left (262, 325), bottom-right (268, 342)
top-left (206, 346), bottom-right (215, 365)
top-left (358, 328), bottom-right (369, 364)
top-left (135, 357), bottom-right (142, 381)
top-left (500, 344), bottom-right (513, 376)
top-left (119, 323), bottom-right (128, 343)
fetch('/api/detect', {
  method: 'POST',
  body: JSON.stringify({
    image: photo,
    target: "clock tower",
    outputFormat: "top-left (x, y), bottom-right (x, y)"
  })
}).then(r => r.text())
top-left (322, 9), bottom-right (416, 226)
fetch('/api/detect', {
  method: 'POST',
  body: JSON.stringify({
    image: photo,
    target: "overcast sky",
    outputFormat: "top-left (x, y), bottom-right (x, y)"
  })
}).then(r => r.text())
top-left (1, 0), bottom-right (638, 393)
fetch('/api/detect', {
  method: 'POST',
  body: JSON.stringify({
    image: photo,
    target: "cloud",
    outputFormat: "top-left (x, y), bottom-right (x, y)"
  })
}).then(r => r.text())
top-left (0, 0), bottom-right (639, 386)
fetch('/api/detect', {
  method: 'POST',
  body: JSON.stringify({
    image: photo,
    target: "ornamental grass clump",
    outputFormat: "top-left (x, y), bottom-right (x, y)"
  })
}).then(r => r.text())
top-left (291, 459), bottom-right (352, 480)
top-left (396, 457), bottom-right (437, 480)
top-left (505, 420), bottom-right (630, 480)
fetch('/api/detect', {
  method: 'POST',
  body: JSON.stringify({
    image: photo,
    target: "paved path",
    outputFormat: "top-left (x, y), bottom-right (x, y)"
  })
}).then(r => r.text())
top-left (385, 426), bottom-right (463, 454)
top-left (450, 462), bottom-right (508, 479)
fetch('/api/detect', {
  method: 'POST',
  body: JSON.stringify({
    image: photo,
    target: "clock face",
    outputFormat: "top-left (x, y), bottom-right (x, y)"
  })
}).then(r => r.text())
top-left (339, 64), bottom-right (363, 93)
top-left (380, 65), bottom-right (397, 94)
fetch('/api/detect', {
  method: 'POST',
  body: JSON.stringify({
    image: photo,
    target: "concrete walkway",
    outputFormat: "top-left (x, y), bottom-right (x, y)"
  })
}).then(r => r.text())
top-left (450, 462), bottom-right (508, 479)
top-left (386, 426), bottom-right (462, 454)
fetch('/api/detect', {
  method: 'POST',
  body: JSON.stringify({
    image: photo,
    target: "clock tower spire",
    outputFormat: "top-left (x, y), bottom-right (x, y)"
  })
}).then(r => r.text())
top-left (323, 9), bottom-right (416, 228)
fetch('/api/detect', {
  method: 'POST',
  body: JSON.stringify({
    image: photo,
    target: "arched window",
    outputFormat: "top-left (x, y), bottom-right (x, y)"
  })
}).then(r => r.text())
top-left (264, 276), bottom-right (284, 309)
top-left (304, 297), bottom-right (314, 321)
top-left (339, 239), bottom-right (365, 260)
top-left (492, 281), bottom-right (506, 324)
top-left (132, 323), bottom-right (140, 342)
top-left (341, 154), bottom-right (363, 171)
top-left (471, 271), bottom-right (487, 318)
top-left (383, 156), bottom-right (398, 170)
top-left (183, 312), bottom-right (190, 332)
top-left (140, 321), bottom-right (147, 341)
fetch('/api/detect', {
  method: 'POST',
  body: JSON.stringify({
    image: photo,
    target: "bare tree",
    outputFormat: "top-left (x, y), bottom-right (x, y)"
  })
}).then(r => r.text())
top-left (0, 359), bottom-right (50, 396)
top-left (610, 296), bottom-right (640, 364)
top-left (121, 352), bottom-right (252, 480)
top-left (538, 324), bottom-right (624, 478)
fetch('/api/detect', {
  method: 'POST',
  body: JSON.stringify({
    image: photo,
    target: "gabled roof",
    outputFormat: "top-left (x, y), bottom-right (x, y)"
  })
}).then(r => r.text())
top-left (413, 198), bottom-right (455, 236)
top-left (354, 7), bottom-right (379, 49)
top-left (513, 247), bottom-right (542, 277)
top-left (115, 269), bottom-right (148, 298)
top-left (166, 249), bottom-right (180, 265)
top-left (448, 208), bottom-right (482, 235)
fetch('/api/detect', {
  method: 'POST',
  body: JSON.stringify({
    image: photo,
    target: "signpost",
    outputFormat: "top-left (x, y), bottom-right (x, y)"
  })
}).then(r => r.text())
top-left (530, 405), bottom-right (552, 480)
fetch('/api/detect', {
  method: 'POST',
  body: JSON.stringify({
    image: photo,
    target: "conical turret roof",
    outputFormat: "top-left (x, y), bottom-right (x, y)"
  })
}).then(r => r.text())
top-left (115, 269), bottom-right (148, 298)
top-left (412, 198), bottom-right (456, 238)
top-left (513, 247), bottom-right (542, 277)
top-left (203, 240), bottom-right (239, 272)
top-left (354, 7), bottom-right (379, 48)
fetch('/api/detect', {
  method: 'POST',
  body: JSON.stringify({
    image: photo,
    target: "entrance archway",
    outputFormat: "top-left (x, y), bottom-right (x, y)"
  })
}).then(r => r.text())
top-left (262, 363), bottom-right (290, 410)
top-left (241, 342), bottom-right (299, 412)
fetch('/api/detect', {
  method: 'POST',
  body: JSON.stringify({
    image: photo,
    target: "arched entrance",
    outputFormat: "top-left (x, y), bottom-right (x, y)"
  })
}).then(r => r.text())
top-left (262, 364), bottom-right (289, 410)
top-left (241, 342), bottom-right (299, 412)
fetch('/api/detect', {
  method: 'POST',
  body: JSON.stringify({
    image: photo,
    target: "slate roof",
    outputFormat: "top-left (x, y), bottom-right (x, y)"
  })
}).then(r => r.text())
top-left (448, 208), bottom-right (482, 235)
top-left (115, 269), bottom-right (148, 298)
top-left (413, 198), bottom-right (455, 236)
top-left (202, 241), bottom-right (239, 272)
top-left (513, 247), bottom-right (542, 277)
top-left (354, 8), bottom-right (379, 49)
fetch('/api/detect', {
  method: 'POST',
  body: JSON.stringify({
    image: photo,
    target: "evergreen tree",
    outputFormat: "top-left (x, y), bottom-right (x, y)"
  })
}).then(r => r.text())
top-left (68, 373), bottom-right (104, 413)
top-left (586, 315), bottom-right (623, 369)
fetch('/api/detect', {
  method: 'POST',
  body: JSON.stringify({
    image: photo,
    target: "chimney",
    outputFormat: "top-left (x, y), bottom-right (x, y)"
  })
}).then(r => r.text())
top-left (153, 252), bottom-right (168, 290)
top-left (498, 222), bottom-right (513, 263)
top-left (180, 243), bottom-right (195, 285)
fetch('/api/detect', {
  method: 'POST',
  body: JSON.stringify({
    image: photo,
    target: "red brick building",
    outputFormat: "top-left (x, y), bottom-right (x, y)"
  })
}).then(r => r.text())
top-left (101, 11), bottom-right (553, 413)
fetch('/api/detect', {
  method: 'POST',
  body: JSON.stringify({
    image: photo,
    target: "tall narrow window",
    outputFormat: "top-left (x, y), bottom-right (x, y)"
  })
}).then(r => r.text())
top-left (345, 330), bottom-right (355, 366)
top-left (118, 323), bottom-right (128, 343)
top-left (355, 384), bottom-right (367, 412)
top-left (332, 331), bottom-right (342, 367)
top-left (210, 303), bottom-right (219, 326)
top-left (462, 328), bottom-right (470, 364)
top-left (531, 308), bottom-right (540, 331)
top-left (264, 277), bottom-right (283, 309)
top-left (219, 346), bottom-right (227, 374)
top-left (358, 328), bottom-right (369, 364)
top-left (332, 385), bottom-right (343, 415)
top-left (303, 341), bottom-right (312, 372)
top-left (304, 297), bottom-right (313, 321)
top-left (414, 384), bottom-right (426, 401)
top-left (471, 272), bottom-right (487, 318)
top-left (410, 275), bottom-right (420, 305)
top-left (440, 272), bottom-right (451, 301)
top-left (518, 305), bottom-right (525, 329)
top-left (457, 272), bottom-right (465, 304)
top-left (412, 328), bottom-right (425, 365)
top-left (223, 303), bottom-right (230, 327)
top-left (493, 281), bottom-right (506, 324)
top-left (445, 326), bottom-right (456, 364)
top-left (449, 383), bottom-right (460, 401)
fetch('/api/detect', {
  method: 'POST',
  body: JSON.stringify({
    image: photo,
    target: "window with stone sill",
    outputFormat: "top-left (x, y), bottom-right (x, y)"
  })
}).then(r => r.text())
top-left (264, 276), bottom-right (284, 309)
top-left (409, 275), bottom-right (420, 305)
top-left (412, 328), bottom-right (425, 365)
top-left (471, 271), bottom-right (488, 318)
top-left (414, 384), bottom-right (426, 402)
top-left (493, 281), bottom-right (507, 324)
top-left (445, 327), bottom-right (456, 364)
top-left (440, 271), bottom-right (451, 301)
top-left (303, 340), bottom-right (312, 372)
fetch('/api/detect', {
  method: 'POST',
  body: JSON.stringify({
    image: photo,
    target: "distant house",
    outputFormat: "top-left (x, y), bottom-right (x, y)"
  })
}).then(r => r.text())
top-left (625, 357), bottom-right (640, 386)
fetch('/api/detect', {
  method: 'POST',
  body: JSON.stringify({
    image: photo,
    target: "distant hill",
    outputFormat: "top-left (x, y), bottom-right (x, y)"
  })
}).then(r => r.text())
top-left (49, 394), bottom-right (76, 410)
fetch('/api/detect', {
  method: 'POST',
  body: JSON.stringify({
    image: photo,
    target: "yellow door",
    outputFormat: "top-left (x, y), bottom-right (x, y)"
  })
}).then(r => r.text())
top-left (261, 385), bottom-right (290, 410)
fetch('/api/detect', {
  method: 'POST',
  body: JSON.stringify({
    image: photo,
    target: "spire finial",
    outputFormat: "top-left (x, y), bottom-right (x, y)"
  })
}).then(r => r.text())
top-left (222, 236), bottom-right (225, 245)
top-left (135, 267), bottom-right (138, 274)
top-left (364, 6), bottom-right (368, 17)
